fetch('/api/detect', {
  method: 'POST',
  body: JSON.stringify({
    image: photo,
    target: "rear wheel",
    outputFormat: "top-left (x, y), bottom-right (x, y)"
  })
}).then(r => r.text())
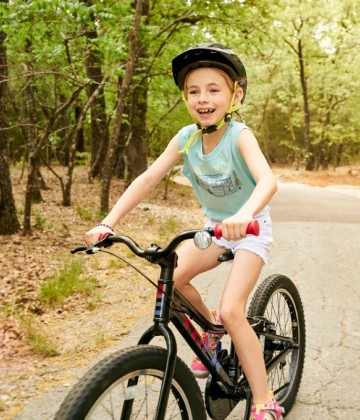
top-left (55, 345), bottom-right (206, 420)
top-left (248, 274), bottom-right (306, 413)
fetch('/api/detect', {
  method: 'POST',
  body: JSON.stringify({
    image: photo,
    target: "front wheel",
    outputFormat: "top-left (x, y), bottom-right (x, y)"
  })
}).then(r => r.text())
top-left (248, 274), bottom-right (306, 414)
top-left (55, 345), bottom-right (206, 420)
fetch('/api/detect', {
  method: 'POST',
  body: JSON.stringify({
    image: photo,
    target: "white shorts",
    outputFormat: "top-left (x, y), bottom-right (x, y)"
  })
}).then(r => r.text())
top-left (204, 212), bottom-right (273, 264)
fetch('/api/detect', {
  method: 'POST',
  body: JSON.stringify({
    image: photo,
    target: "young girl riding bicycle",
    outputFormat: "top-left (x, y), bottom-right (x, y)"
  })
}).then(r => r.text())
top-left (85, 44), bottom-right (283, 420)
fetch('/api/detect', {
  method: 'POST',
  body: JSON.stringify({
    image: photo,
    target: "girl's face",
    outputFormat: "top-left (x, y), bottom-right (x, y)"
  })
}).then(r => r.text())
top-left (184, 67), bottom-right (242, 127)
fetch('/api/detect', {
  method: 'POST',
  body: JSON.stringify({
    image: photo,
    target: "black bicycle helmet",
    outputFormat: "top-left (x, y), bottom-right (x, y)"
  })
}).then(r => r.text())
top-left (172, 43), bottom-right (247, 101)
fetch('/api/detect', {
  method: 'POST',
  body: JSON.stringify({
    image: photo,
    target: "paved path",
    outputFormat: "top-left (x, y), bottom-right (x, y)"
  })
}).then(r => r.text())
top-left (16, 183), bottom-right (360, 419)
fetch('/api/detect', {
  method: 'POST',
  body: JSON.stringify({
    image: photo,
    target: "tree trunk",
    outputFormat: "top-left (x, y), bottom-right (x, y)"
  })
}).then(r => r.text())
top-left (23, 157), bottom-right (38, 234)
top-left (25, 37), bottom-right (47, 200)
top-left (0, 7), bottom-right (20, 234)
top-left (125, 0), bottom-right (149, 187)
top-left (0, 155), bottom-right (20, 234)
top-left (125, 80), bottom-right (148, 187)
top-left (114, 86), bottom-right (129, 179)
top-left (100, 0), bottom-right (144, 213)
top-left (333, 143), bottom-right (343, 169)
top-left (319, 106), bottom-right (331, 170)
top-left (22, 39), bottom-right (43, 234)
top-left (298, 38), bottom-right (314, 171)
top-left (124, 0), bottom-right (149, 187)
top-left (82, 0), bottom-right (109, 180)
top-left (74, 105), bottom-right (85, 153)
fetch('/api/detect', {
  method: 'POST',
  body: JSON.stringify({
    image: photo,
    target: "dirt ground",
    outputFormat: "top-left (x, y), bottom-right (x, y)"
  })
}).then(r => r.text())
top-left (0, 164), bottom-right (359, 418)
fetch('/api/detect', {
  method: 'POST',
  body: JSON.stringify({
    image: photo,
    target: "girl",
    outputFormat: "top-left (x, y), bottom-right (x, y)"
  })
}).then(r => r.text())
top-left (85, 43), bottom-right (283, 420)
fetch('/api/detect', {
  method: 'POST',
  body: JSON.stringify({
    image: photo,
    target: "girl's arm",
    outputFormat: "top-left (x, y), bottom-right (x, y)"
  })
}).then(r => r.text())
top-left (222, 128), bottom-right (278, 240)
top-left (85, 135), bottom-right (182, 244)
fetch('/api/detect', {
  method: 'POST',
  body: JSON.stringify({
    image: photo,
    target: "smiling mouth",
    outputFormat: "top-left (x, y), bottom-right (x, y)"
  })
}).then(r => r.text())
top-left (198, 108), bottom-right (215, 116)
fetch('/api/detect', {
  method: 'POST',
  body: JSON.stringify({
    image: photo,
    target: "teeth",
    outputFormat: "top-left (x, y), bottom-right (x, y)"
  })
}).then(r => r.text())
top-left (198, 109), bottom-right (213, 114)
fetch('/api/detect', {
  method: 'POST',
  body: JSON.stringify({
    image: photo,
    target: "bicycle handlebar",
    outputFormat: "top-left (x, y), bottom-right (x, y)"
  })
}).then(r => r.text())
top-left (72, 220), bottom-right (260, 262)
top-left (213, 219), bottom-right (259, 239)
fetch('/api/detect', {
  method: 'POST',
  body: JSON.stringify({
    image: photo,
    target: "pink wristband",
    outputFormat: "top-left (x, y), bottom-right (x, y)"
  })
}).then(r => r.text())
top-left (96, 223), bottom-right (114, 232)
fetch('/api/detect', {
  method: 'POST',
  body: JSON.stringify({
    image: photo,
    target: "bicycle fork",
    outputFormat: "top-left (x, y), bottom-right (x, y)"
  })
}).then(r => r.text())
top-left (133, 254), bottom-right (179, 420)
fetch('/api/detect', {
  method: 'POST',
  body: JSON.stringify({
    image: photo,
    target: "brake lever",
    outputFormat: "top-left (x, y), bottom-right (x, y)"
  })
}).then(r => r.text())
top-left (92, 232), bottom-right (114, 249)
top-left (71, 233), bottom-right (114, 255)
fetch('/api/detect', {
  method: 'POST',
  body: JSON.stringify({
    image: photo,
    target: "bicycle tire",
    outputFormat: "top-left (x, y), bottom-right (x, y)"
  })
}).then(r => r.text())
top-left (55, 345), bottom-right (206, 420)
top-left (248, 274), bottom-right (306, 414)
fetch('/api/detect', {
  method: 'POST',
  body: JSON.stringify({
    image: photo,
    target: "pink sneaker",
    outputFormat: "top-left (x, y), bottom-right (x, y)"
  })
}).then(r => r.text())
top-left (191, 310), bottom-right (224, 379)
top-left (250, 401), bottom-right (284, 420)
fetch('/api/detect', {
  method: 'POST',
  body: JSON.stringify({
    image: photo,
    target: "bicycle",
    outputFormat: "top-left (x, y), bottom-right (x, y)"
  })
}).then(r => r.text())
top-left (55, 221), bottom-right (305, 420)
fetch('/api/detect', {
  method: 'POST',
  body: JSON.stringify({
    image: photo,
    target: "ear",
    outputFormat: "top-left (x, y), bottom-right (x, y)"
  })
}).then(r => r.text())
top-left (233, 86), bottom-right (244, 105)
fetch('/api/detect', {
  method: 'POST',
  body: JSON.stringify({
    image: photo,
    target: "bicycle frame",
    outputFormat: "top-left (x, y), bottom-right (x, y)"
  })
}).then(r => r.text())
top-left (79, 230), bottom-right (298, 420)
top-left (130, 251), bottom-right (296, 420)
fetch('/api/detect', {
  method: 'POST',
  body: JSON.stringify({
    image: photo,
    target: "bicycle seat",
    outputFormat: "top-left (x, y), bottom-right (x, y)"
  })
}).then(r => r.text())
top-left (217, 249), bottom-right (234, 262)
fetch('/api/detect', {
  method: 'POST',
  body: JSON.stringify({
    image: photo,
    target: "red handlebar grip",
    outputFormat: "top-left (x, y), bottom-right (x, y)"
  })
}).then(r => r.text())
top-left (98, 232), bottom-right (112, 241)
top-left (214, 220), bottom-right (260, 239)
top-left (247, 220), bottom-right (260, 236)
top-left (214, 224), bottom-right (223, 240)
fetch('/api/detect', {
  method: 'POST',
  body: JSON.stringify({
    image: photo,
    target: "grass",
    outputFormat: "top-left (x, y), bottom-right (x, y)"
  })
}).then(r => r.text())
top-left (21, 316), bottom-right (59, 357)
top-left (39, 260), bottom-right (98, 306)
top-left (165, 216), bottom-right (179, 230)
top-left (75, 205), bottom-right (93, 221)
top-left (35, 213), bottom-right (47, 230)
top-left (158, 215), bottom-right (180, 240)
top-left (95, 332), bottom-right (106, 346)
top-left (2, 259), bottom-right (101, 357)
top-left (147, 214), bottom-right (155, 224)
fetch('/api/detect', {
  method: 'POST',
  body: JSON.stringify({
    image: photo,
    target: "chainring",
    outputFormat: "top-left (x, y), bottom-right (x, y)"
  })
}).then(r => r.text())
top-left (204, 349), bottom-right (239, 420)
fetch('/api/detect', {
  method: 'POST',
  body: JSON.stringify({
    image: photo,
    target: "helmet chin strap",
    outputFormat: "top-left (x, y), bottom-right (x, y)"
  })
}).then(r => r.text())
top-left (179, 81), bottom-right (240, 155)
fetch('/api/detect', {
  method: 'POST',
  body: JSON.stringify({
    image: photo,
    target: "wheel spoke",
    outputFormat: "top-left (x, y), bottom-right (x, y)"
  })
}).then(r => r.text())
top-left (248, 275), bottom-right (305, 412)
top-left (55, 346), bottom-right (206, 419)
top-left (265, 289), bottom-right (300, 402)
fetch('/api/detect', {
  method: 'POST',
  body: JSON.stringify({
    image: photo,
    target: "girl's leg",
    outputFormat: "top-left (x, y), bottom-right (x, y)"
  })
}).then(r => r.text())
top-left (174, 239), bottom-right (225, 322)
top-left (175, 239), bottom-right (226, 378)
top-left (219, 249), bottom-right (272, 405)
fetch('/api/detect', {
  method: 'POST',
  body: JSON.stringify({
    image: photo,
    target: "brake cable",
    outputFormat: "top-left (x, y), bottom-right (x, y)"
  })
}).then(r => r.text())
top-left (97, 248), bottom-right (186, 314)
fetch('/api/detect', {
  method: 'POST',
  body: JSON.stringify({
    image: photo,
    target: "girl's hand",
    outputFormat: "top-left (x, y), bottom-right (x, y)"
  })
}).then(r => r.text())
top-left (85, 225), bottom-right (114, 246)
top-left (221, 213), bottom-right (254, 241)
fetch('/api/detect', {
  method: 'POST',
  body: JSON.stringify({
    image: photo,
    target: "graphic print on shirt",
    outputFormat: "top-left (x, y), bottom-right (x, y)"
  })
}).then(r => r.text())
top-left (194, 170), bottom-right (242, 197)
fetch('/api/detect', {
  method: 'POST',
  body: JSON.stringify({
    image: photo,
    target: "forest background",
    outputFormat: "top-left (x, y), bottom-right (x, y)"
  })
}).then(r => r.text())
top-left (0, 0), bottom-right (359, 417)
top-left (1, 0), bottom-right (360, 235)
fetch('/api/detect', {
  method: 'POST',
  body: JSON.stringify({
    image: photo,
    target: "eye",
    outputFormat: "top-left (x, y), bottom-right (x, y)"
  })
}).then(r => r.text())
top-left (189, 89), bottom-right (198, 95)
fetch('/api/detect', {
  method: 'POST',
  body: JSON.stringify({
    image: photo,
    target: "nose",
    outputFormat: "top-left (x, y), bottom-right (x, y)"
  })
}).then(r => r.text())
top-left (198, 90), bottom-right (209, 102)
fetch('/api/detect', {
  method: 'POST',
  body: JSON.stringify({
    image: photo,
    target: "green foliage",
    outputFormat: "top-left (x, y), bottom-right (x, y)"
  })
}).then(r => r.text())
top-left (75, 152), bottom-right (91, 166)
top-left (2, 0), bottom-right (360, 170)
top-left (39, 260), bottom-right (98, 306)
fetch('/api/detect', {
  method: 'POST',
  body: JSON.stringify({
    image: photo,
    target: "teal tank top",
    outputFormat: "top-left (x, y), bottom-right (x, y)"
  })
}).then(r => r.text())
top-left (178, 120), bottom-right (263, 221)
